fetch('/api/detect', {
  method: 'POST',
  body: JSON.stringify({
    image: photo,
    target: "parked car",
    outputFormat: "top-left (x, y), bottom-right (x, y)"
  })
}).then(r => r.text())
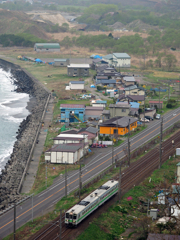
top-left (141, 118), bottom-right (149, 122)
top-left (145, 116), bottom-right (154, 121)
top-left (155, 114), bottom-right (161, 119)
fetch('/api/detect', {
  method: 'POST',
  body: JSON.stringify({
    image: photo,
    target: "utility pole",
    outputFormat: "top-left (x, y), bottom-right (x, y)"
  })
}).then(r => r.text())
top-left (159, 117), bottom-right (163, 169)
top-left (127, 119), bottom-right (131, 167)
top-left (159, 86), bottom-right (161, 111)
top-left (168, 80), bottom-right (170, 101)
top-left (46, 165), bottom-right (47, 188)
top-left (65, 161), bottom-right (67, 197)
top-left (143, 97), bottom-right (146, 127)
top-left (14, 203), bottom-right (16, 240)
top-left (79, 159), bottom-right (82, 199)
top-left (59, 209), bottom-right (62, 240)
top-left (112, 137), bottom-right (114, 165)
top-left (32, 194), bottom-right (34, 222)
top-left (118, 162), bottom-right (122, 204)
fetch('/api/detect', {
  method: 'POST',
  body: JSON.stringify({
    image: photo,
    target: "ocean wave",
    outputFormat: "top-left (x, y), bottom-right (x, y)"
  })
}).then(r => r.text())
top-left (0, 146), bottom-right (13, 173)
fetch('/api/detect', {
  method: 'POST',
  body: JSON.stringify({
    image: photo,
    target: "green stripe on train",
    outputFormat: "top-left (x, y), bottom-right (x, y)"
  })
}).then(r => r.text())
top-left (77, 188), bottom-right (118, 223)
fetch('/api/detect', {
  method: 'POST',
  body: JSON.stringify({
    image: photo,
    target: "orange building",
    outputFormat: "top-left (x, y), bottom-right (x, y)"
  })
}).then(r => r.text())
top-left (99, 116), bottom-right (137, 136)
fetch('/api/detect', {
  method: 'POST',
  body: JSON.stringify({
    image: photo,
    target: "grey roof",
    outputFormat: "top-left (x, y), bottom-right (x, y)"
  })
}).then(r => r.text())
top-left (78, 127), bottom-right (99, 134)
top-left (123, 76), bottom-right (135, 82)
top-left (34, 43), bottom-right (60, 49)
top-left (99, 80), bottom-right (116, 84)
top-left (109, 104), bottom-right (130, 108)
top-left (54, 59), bottom-right (67, 62)
top-left (70, 81), bottom-right (85, 84)
top-left (46, 144), bottom-right (82, 153)
top-left (103, 54), bottom-right (113, 60)
top-left (128, 95), bottom-right (145, 101)
top-left (124, 85), bottom-right (138, 91)
top-left (60, 129), bottom-right (78, 134)
top-left (102, 110), bottom-right (110, 115)
top-left (86, 106), bottom-right (104, 110)
top-left (96, 76), bottom-right (108, 80)
top-left (113, 53), bottom-right (131, 59)
top-left (100, 116), bottom-right (137, 128)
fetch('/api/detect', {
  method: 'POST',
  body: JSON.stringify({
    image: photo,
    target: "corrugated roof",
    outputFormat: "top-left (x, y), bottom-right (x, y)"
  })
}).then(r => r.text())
top-left (35, 43), bottom-right (60, 49)
top-left (70, 81), bottom-right (85, 84)
top-left (86, 127), bottom-right (99, 134)
top-left (86, 106), bottom-right (104, 110)
top-left (54, 59), bottom-right (67, 62)
top-left (96, 76), bottom-right (108, 80)
top-left (46, 144), bottom-right (82, 153)
top-left (124, 76), bottom-right (135, 82)
top-left (100, 116), bottom-right (137, 128)
top-left (124, 85), bottom-right (137, 91)
top-left (109, 104), bottom-right (130, 108)
top-left (128, 95), bottom-right (145, 101)
top-left (67, 64), bottom-right (90, 68)
top-left (100, 80), bottom-right (116, 84)
top-left (103, 54), bottom-right (113, 60)
top-left (149, 101), bottom-right (163, 103)
top-left (60, 104), bottom-right (85, 109)
top-left (113, 53), bottom-right (131, 59)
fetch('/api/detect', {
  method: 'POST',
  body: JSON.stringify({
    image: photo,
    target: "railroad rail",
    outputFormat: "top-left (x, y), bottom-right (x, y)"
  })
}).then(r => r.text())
top-left (28, 130), bottom-right (180, 240)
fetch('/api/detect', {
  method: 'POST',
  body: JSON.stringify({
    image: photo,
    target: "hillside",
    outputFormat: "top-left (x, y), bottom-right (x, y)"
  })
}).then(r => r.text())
top-left (0, 9), bottom-right (49, 39)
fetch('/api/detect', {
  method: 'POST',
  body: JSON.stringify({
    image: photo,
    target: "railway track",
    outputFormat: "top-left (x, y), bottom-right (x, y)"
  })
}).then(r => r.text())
top-left (28, 130), bottom-right (180, 240)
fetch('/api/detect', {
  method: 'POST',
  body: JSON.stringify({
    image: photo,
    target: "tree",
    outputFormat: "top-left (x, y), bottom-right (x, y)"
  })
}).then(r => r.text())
top-left (163, 54), bottom-right (177, 71)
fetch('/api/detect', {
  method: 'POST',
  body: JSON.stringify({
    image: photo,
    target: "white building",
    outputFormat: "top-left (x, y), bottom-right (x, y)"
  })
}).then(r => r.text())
top-left (69, 81), bottom-right (85, 90)
top-left (45, 144), bottom-right (83, 164)
top-left (112, 53), bottom-right (131, 68)
top-left (171, 205), bottom-right (180, 218)
top-left (53, 134), bottom-right (88, 145)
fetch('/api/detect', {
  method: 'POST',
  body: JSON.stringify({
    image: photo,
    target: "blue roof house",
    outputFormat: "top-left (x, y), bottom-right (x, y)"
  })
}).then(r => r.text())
top-left (60, 104), bottom-right (85, 123)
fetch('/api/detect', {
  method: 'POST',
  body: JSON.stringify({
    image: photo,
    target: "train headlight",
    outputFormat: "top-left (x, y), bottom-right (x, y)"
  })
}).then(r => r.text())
top-left (73, 220), bottom-right (76, 223)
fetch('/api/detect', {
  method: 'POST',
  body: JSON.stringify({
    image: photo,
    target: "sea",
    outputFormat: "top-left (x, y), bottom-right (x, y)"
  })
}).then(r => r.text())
top-left (0, 67), bottom-right (30, 173)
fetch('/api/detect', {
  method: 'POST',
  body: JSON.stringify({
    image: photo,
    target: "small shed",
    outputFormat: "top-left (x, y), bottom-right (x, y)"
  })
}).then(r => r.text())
top-left (69, 81), bottom-right (85, 90)
top-left (45, 144), bottom-right (83, 164)
top-left (53, 59), bottom-right (69, 67)
top-left (34, 43), bottom-right (60, 52)
top-left (67, 64), bottom-right (90, 77)
top-left (149, 100), bottom-right (163, 109)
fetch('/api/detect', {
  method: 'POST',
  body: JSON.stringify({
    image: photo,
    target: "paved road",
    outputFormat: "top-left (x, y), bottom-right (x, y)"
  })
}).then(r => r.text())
top-left (0, 108), bottom-right (180, 239)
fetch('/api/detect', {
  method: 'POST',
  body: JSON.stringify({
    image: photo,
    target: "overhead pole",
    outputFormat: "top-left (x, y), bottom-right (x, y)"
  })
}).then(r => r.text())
top-left (14, 203), bottom-right (16, 240)
top-left (79, 159), bottom-right (82, 199)
top-left (143, 96), bottom-right (146, 127)
top-left (159, 86), bottom-right (161, 112)
top-left (59, 209), bottom-right (62, 240)
top-left (159, 117), bottom-right (163, 169)
top-left (127, 119), bottom-right (131, 167)
top-left (65, 161), bottom-right (67, 197)
top-left (118, 162), bottom-right (122, 204)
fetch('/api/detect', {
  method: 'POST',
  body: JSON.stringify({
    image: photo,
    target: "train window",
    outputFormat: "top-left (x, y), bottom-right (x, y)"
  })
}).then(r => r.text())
top-left (66, 213), bottom-right (69, 218)
top-left (73, 215), bottom-right (77, 219)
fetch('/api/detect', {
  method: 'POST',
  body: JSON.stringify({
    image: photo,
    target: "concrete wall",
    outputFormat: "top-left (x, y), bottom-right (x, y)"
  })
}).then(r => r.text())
top-left (109, 107), bottom-right (130, 117)
top-left (69, 83), bottom-right (84, 89)
top-left (67, 68), bottom-right (89, 77)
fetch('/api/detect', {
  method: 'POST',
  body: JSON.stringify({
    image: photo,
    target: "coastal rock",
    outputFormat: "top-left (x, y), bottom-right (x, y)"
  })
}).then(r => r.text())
top-left (0, 59), bottom-right (50, 210)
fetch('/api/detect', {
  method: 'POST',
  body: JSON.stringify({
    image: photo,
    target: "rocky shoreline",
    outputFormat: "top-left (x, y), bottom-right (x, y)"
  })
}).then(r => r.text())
top-left (0, 59), bottom-right (50, 210)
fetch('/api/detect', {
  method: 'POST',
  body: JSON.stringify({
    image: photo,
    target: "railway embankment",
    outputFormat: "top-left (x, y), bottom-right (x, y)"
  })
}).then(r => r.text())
top-left (0, 59), bottom-right (50, 210)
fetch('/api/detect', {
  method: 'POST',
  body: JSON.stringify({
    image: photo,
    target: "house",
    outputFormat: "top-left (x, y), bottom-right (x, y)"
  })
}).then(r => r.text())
top-left (34, 43), bottom-right (60, 52)
top-left (92, 59), bottom-right (109, 69)
top-left (112, 53), bottom-right (131, 68)
top-left (109, 102), bottom-right (131, 117)
top-left (99, 116), bottom-right (137, 136)
top-left (102, 54), bottom-right (114, 66)
top-left (67, 64), bottom-right (90, 77)
top-left (85, 106), bottom-right (104, 120)
top-left (60, 104), bottom-right (85, 123)
top-left (91, 100), bottom-right (107, 108)
top-left (69, 81), bottom-right (85, 90)
top-left (78, 127), bottom-right (99, 144)
top-left (122, 76), bottom-right (135, 86)
top-left (124, 85), bottom-right (145, 96)
top-left (96, 78), bottom-right (116, 87)
top-left (53, 59), bottom-right (69, 67)
top-left (149, 100), bottom-right (163, 109)
top-left (45, 144), bottom-right (84, 164)
top-left (118, 95), bottom-right (145, 105)
top-left (53, 133), bottom-right (88, 145)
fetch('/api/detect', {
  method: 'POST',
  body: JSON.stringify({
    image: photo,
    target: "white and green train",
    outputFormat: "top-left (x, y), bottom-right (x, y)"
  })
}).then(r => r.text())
top-left (65, 180), bottom-right (119, 227)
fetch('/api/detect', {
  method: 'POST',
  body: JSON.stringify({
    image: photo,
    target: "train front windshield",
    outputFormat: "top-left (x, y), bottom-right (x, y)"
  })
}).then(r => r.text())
top-left (66, 213), bottom-right (76, 220)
